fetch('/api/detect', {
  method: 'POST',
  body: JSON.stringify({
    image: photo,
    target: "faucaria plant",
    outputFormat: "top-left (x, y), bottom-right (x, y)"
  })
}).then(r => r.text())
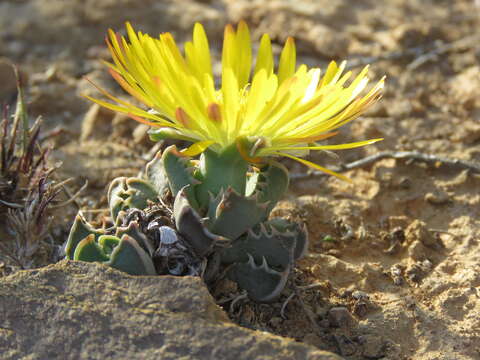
top-left (67, 21), bottom-right (384, 301)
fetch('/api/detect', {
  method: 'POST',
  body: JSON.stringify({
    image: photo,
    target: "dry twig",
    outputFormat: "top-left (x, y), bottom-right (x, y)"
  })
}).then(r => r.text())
top-left (290, 151), bottom-right (480, 181)
top-left (347, 34), bottom-right (480, 70)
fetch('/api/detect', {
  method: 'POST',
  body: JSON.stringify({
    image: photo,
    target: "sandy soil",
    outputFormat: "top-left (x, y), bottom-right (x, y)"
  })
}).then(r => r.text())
top-left (1, 0), bottom-right (479, 359)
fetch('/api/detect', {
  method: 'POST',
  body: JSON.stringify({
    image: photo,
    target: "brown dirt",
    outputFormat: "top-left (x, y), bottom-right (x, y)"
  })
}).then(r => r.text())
top-left (1, 0), bottom-right (479, 359)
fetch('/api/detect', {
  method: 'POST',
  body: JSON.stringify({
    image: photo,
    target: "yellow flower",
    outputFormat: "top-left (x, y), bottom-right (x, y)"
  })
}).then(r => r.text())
top-left (86, 21), bottom-right (385, 180)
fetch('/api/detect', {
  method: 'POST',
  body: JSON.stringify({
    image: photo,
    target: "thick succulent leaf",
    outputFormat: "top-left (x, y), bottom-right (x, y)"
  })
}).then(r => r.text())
top-left (115, 221), bottom-right (154, 257)
top-left (162, 145), bottom-right (200, 210)
top-left (126, 178), bottom-right (159, 203)
top-left (108, 234), bottom-right (157, 275)
top-left (108, 177), bottom-right (159, 222)
top-left (220, 222), bottom-right (296, 270)
top-left (207, 187), bottom-right (268, 240)
top-left (255, 161), bottom-right (289, 216)
top-left (108, 177), bottom-right (130, 222)
top-left (173, 186), bottom-right (227, 257)
top-left (145, 150), bottom-right (170, 198)
top-left (267, 218), bottom-right (309, 260)
top-left (202, 252), bottom-right (221, 284)
top-left (195, 145), bottom-right (248, 207)
top-left (73, 234), bottom-right (109, 262)
top-left (228, 254), bottom-right (290, 302)
top-left (98, 235), bottom-right (121, 256)
top-left (65, 213), bottom-right (104, 259)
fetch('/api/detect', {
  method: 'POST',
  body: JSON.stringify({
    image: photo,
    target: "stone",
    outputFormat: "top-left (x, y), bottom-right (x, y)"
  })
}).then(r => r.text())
top-left (359, 334), bottom-right (386, 359)
top-left (405, 220), bottom-right (438, 248)
top-left (328, 307), bottom-right (355, 328)
top-left (0, 260), bottom-right (340, 360)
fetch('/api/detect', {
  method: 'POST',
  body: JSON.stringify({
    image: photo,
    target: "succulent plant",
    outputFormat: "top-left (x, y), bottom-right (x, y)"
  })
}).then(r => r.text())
top-left (160, 143), bottom-right (308, 301)
top-left (65, 176), bottom-right (204, 278)
top-left (64, 143), bottom-right (308, 301)
top-left (73, 21), bottom-right (385, 302)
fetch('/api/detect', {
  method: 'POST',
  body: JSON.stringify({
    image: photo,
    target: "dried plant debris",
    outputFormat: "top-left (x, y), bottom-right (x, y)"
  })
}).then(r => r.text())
top-left (0, 67), bottom-right (62, 270)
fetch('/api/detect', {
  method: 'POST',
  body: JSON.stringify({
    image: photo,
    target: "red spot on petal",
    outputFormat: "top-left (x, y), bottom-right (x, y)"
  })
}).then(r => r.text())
top-left (175, 107), bottom-right (190, 128)
top-left (207, 102), bottom-right (222, 122)
top-left (152, 76), bottom-right (162, 88)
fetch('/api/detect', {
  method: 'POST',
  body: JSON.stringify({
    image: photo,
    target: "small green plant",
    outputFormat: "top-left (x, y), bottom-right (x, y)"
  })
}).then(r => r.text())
top-left (69, 21), bottom-right (384, 302)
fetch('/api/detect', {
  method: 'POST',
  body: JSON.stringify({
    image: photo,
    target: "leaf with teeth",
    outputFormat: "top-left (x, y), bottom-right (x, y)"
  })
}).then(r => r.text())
top-left (108, 234), bottom-right (157, 275)
top-left (108, 177), bottom-right (158, 223)
top-left (220, 221), bottom-right (297, 270)
top-left (255, 161), bottom-right (290, 216)
top-left (228, 254), bottom-right (290, 302)
top-left (71, 232), bottom-right (156, 276)
top-left (195, 145), bottom-right (249, 207)
top-left (115, 221), bottom-right (154, 257)
top-left (174, 186), bottom-right (228, 257)
top-left (145, 149), bottom-right (170, 198)
top-left (206, 187), bottom-right (269, 240)
top-left (73, 234), bottom-right (110, 262)
top-left (65, 212), bottom-right (105, 260)
top-left (162, 145), bottom-right (200, 210)
top-left (267, 218), bottom-right (309, 260)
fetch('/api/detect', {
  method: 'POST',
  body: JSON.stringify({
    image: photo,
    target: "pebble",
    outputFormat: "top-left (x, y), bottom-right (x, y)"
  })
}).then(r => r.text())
top-left (353, 301), bottom-right (369, 317)
top-left (328, 306), bottom-right (355, 328)
top-left (390, 264), bottom-right (404, 285)
top-left (352, 290), bottom-right (369, 301)
top-left (359, 334), bottom-right (386, 359)
top-left (302, 333), bottom-right (325, 348)
top-left (425, 191), bottom-right (450, 205)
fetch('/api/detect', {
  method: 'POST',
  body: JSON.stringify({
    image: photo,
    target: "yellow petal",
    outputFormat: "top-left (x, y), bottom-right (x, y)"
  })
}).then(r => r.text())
top-left (83, 95), bottom-right (171, 126)
top-left (235, 20), bottom-right (252, 88)
top-left (244, 69), bottom-right (271, 128)
top-left (319, 61), bottom-right (338, 88)
top-left (301, 68), bottom-right (321, 103)
top-left (221, 68), bottom-right (240, 141)
top-left (193, 22), bottom-right (212, 78)
top-left (275, 152), bottom-right (352, 182)
top-left (221, 24), bottom-right (236, 81)
top-left (180, 140), bottom-right (215, 156)
top-left (254, 34), bottom-right (274, 76)
top-left (263, 138), bottom-right (383, 153)
top-left (277, 37), bottom-right (296, 84)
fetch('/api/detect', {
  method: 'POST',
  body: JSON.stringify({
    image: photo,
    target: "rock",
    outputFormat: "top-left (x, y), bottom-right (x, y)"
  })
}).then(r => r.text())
top-left (359, 334), bottom-right (386, 359)
top-left (407, 240), bottom-right (428, 261)
top-left (303, 333), bottom-right (328, 349)
top-left (352, 290), bottom-right (369, 301)
top-left (353, 301), bottom-right (369, 317)
top-left (405, 220), bottom-right (438, 248)
top-left (334, 335), bottom-right (357, 356)
top-left (424, 191), bottom-right (450, 205)
top-left (328, 306), bottom-right (355, 328)
top-left (0, 260), bottom-right (340, 360)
